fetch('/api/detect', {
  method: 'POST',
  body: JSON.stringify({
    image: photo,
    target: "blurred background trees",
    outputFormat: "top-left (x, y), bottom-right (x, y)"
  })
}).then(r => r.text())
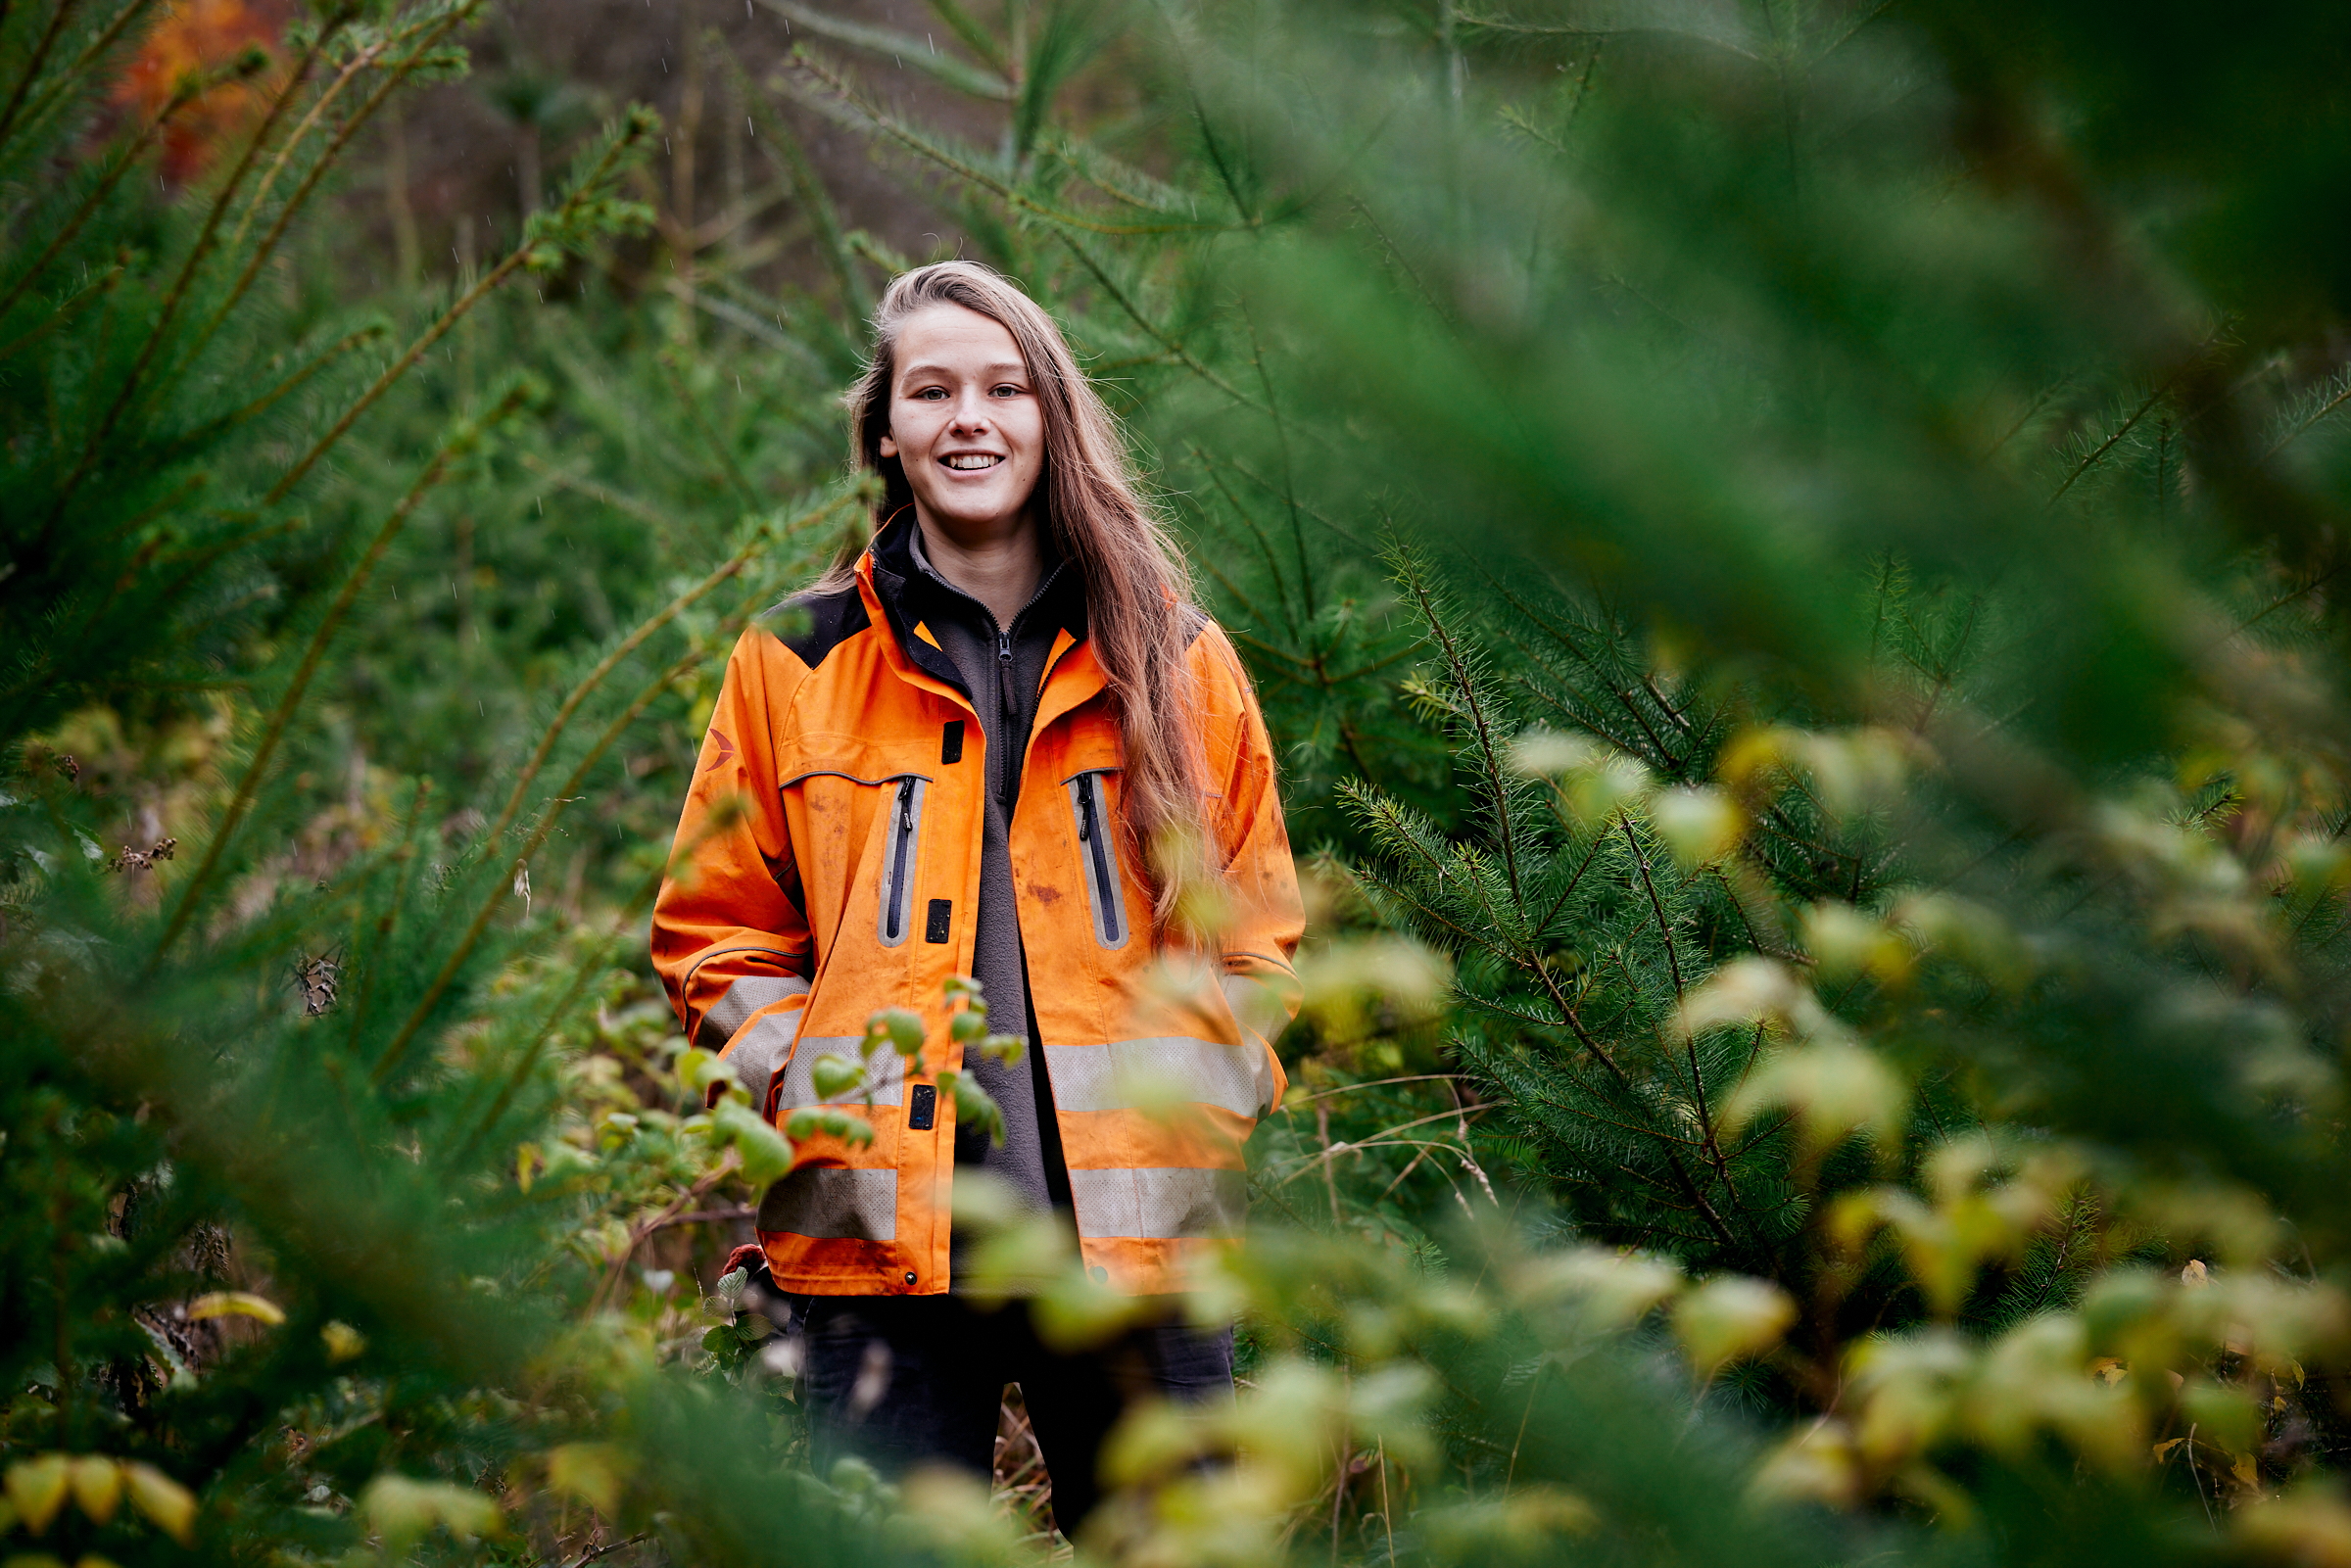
top-left (12, 2), bottom-right (2351, 1566)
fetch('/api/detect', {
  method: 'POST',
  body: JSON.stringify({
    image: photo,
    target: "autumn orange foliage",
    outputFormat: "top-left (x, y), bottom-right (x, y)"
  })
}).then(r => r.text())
top-left (111, 0), bottom-right (291, 184)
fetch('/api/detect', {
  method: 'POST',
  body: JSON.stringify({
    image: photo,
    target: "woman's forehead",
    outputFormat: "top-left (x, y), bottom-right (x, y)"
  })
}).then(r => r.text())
top-left (893, 302), bottom-right (1024, 376)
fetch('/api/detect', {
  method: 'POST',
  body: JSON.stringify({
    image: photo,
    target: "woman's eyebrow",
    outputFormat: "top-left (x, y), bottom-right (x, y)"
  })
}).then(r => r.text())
top-left (898, 360), bottom-right (1030, 383)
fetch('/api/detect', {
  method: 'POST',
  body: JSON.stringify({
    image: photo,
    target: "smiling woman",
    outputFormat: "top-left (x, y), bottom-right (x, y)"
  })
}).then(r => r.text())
top-left (648, 261), bottom-right (1306, 1538)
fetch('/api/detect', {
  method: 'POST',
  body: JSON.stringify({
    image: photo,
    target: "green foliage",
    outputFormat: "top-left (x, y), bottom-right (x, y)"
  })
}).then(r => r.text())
top-left (14, 2), bottom-right (2351, 1568)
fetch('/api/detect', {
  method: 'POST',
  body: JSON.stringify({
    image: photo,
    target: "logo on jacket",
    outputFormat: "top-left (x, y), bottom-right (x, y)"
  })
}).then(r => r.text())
top-left (705, 730), bottom-right (736, 770)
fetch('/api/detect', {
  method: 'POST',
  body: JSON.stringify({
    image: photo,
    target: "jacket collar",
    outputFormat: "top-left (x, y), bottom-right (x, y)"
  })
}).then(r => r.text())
top-left (856, 509), bottom-right (1099, 714)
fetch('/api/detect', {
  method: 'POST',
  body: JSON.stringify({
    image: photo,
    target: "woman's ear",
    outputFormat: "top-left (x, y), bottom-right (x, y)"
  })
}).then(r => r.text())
top-left (879, 431), bottom-right (899, 459)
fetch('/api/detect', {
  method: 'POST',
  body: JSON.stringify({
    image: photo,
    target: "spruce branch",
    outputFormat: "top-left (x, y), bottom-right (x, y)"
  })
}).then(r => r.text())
top-left (0, 71), bottom-right (207, 325)
top-left (0, 260), bottom-right (116, 361)
top-left (157, 323), bottom-right (391, 462)
top-left (920, 0), bottom-right (1007, 73)
top-left (1452, 8), bottom-right (1761, 64)
top-left (217, 29), bottom-right (387, 260)
top-left (54, 11), bottom-right (353, 523)
top-left (151, 379), bottom-right (541, 967)
top-left (755, 0), bottom-right (1010, 99)
top-left (183, 3), bottom-right (485, 379)
top-left (0, 0), bottom-right (168, 163)
top-left (480, 485), bottom-right (856, 857)
top-left (1396, 549), bottom-right (1525, 901)
top-left (372, 604), bottom-right (760, 1088)
top-left (2047, 330), bottom-right (2226, 504)
top-left (1235, 299), bottom-right (1314, 618)
top-left (726, 42), bottom-right (868, 322)
top-left (0, 0), bottom-right (84, 155)
top-left (2262, 369), bottom-right (2351, 464)
top-left (343, 779), bottom-right (432, 1057)
top-left (656, 346), bottom-right (762, 511)
top-left (781, 44), bottom-right (1238, 237)
top-left (262, 105), bottom-right (658, 506)
top-left (1196, 451), bottom-right (1299, 617)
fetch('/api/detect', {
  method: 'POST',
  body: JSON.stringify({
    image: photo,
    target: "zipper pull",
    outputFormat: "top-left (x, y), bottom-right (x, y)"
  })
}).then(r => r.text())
top-left (997, 631), bottom-right (1017, 731)
top-left (1077, 776), bottom-right (1094, 841)
top-left (899, 779), bottom-right (915, 831)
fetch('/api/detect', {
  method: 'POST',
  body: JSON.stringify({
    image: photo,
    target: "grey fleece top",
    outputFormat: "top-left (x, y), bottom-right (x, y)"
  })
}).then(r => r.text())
top-left (906, 527), bottom-right (1077, 1280)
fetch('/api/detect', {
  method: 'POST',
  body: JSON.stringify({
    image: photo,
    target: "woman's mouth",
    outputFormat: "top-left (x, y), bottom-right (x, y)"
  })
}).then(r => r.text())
top-left (941, 453), bottom-right (1002, 471)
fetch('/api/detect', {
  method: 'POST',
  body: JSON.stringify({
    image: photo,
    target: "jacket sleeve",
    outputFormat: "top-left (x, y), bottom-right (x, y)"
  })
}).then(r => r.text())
top-left (1197, 624), bottom-right (1305, 1105)
top-left (650, 627), bottom-right (813, 1107)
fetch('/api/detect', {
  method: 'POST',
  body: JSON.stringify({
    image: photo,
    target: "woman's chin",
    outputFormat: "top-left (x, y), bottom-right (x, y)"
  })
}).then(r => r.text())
top-left (914, 496), bottom-right (1032, 541)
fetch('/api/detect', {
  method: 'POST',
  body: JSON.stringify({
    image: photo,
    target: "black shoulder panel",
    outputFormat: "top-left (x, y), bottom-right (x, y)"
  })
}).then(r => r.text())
top-left (772, 584), bottom-right (871, 670)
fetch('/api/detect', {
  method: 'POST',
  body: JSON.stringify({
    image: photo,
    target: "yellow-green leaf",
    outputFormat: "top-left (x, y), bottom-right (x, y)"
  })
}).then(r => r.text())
top-left (121, 1463), bottom-right (195, 1546)
top-left (1651, 785), bottom-right (1744, 867)
top-left (873, 1007), bottom-right (926, 1059)
top-left (360, 1475), bottom-right (501, 1547)
top-left (808, 1053), bottom-right (862, 1101)
top-left (544, 1444), bottom-right (629, 1515)
top-left (320, 1321), bottom-right (366, 1364)
top-left (7, 1455), bottom-right (71, 1536)
top-left (1674, 1275), bottom-right (1798, 1370)
top-left (187, 1291), bottom-right (285, 1326)
top-left (66, 1458), bottom-right (120, 1526)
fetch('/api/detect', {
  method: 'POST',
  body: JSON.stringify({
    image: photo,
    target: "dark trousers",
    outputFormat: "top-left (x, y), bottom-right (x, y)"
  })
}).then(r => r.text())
top-left (799, 1294), bottom-right (1233, 1537)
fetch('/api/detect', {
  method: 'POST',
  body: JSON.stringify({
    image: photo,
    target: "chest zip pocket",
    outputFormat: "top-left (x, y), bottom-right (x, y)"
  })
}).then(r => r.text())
top-left (877, 775), bottom-right (930, 948)
top-left (1066, 770), bottom-right (1130, 951)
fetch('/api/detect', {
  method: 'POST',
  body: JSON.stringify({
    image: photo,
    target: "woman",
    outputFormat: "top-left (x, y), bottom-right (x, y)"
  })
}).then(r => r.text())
top-left (649, 261), bottom-right (1303, 1532)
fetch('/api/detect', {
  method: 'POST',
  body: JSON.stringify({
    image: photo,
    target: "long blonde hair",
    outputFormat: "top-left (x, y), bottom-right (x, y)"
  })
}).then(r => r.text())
top-left (841, 261), bottom-right (1208, 927)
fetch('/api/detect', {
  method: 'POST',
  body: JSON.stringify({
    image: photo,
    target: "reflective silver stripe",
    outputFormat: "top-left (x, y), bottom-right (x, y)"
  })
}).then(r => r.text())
top-left (1045, 1036), bottom-right (1278, 1117)
top-left (722, 1010), bottom-right (795, 1112)
top-left (1067, 1167), bottom-right (1246, 1240)
top-left (876, 776), bottom-right (929, 949)
top-left (757, 1166), bottom-right (898, 1241)
top-left (1065, 770), bottom-right (1130, 951)
top-left (697, 973), bottom-right (811, 1053)
top-left (774, 1033), bottom-right (905, 1109)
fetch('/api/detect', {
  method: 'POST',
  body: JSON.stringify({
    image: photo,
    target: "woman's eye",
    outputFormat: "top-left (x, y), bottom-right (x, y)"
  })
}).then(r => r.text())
top-left (916, 387), bottom-right (947, 400)
top-left (991, 385), bottom-right (1022, 397)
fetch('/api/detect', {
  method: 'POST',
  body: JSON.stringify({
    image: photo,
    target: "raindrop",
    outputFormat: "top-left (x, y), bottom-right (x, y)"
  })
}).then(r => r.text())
top-left (929, 32), bottom-right (936, 53)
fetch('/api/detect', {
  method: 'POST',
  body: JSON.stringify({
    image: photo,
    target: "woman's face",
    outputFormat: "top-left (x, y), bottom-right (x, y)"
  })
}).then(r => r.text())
top-left (878, 303), bottom-right (1047, 545)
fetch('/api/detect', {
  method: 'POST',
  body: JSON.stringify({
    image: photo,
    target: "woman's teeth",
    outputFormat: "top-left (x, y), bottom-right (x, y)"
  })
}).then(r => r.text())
top-left (943, 454), bottom-right (1000, 470)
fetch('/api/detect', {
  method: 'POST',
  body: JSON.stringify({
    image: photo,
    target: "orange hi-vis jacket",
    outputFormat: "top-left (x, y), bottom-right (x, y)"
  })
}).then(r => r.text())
top-left (650, 528), bottom-right (1304, 1297)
